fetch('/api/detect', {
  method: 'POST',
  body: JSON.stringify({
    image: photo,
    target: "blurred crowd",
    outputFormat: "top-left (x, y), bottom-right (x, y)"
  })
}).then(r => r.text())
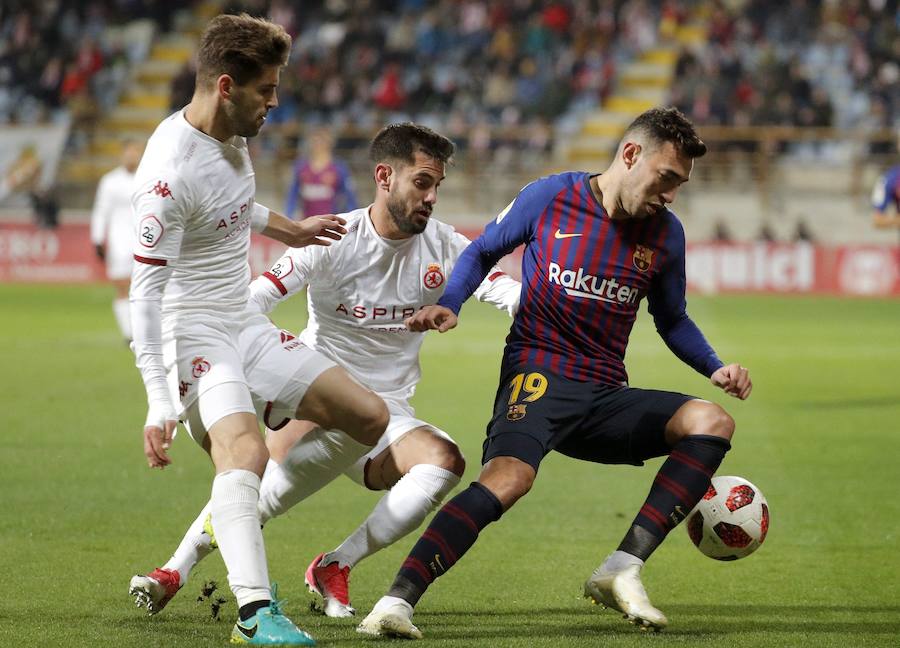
top-left (671, 0), bottom-right (899, 140)
top-left (4, 0), bottom-right (897, 159)
top-left (208, 0), bottom-right (651, 158)
top-left (0, 1), bottom-right (188, 127)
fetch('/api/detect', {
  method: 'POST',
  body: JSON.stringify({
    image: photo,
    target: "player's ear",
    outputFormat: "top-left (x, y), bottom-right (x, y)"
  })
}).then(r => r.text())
top-left (374, 163), bottom-right (392, 191)
top-left (217, 74), bottom-right (235, 100)
top-left (622, 142), bottom-right (641, 169)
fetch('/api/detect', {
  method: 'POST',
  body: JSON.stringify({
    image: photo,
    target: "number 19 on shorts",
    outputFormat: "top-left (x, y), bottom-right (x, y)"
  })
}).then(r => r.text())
top-left (506, 372), bottom-right (547, 421)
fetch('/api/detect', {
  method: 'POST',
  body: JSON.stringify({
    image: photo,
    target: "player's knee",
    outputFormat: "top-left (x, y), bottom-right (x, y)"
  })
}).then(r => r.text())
top-left (691, 402), bottom-right (735, 441)
top-left (418, 438), bottom-right (466, 477)
top-left (224, 434), bottom-right (269, 476)
top-left (406, 462), bottom-right (462, 507)
top-left (479, 457), bottom-right (535, 510)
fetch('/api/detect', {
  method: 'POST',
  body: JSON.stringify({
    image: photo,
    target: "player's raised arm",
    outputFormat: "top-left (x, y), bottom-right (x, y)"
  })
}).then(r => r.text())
top-left (412, 182), bottom-right (544, 332)
top-left (254, 203), bottom-right (347, 248)
top-left (449, 232), bottom-right (521, 317)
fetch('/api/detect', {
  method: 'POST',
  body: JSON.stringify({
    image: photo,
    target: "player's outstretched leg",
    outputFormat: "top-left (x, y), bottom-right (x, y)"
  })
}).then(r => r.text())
top-left (586, 401), bottom-right (734, 631)
top-left (306, 464), bottom-right (461, 617)
top-left (310, 429), bottom-right (464, 619)
top-left (357, 480), bottom-right (505, 639)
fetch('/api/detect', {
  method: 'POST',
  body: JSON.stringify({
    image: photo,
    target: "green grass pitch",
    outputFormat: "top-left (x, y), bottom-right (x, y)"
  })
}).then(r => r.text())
top-left (2, 284), bottom-right (899, 647)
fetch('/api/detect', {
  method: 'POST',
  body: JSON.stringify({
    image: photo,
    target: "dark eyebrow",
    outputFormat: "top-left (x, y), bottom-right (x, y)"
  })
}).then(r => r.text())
top-left (661, 169), bottom-right (688, 183)
top-left (414, 172), bottom-right (445, 183)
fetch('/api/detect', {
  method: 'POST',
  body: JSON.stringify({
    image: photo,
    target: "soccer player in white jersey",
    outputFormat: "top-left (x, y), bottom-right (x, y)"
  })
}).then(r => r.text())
top-left (127, 14), bottom-right (389, 646)
top-left (90, 139), bottom-right (143, 341)
top-left (128, 123), bottom-right (521, 619)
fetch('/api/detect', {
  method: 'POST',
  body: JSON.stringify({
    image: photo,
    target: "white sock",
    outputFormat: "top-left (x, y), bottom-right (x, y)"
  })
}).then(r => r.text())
top-left (162, 500), bottom-right (214, 585)
top-left (374, 595), bottom-right (414, 614)
top-left (258, 427), bottom-right (372, 525)
top-left (328, 464), bottom-right (460, 569)
top-left (162, 460), bottom-right (280, 585)
top-left (211, 469), bottom-right (270, 607)
top-left (113, 297), bottom-right (131, 340)
top-left (601, 550), bottom-right (644, 573)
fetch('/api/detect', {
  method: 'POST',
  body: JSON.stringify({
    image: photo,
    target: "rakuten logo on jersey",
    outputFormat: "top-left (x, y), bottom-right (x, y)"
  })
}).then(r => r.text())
top-left (547, 262), bottom-right (638, 304)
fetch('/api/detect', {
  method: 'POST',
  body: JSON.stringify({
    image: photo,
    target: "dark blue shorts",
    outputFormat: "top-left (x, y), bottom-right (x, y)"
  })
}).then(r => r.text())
top-left (481, 364), bottom-right (695, 471)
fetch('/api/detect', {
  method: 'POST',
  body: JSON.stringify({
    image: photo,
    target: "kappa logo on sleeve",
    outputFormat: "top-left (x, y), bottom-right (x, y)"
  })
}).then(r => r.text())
top-left (138, 215), bottom-right (164, 248)
top-left (148, 180), bottom-right (174, 199)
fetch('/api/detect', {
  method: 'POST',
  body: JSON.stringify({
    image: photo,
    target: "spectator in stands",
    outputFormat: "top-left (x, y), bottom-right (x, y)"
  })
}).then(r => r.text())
top-left (793, 218), bottom-right (815, 243)
top-left (671, 0), bottom-right (895, 134)
top-left (757, 223), bottom-right (777, 242)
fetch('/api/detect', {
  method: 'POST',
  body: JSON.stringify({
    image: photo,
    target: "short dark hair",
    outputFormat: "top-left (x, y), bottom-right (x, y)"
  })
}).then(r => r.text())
top-left (196, 13), bottom-right (291, 88)
top-left (369, 123), bottom-right (455, 166)
top-left (623, 107), bottom-right (707, 158)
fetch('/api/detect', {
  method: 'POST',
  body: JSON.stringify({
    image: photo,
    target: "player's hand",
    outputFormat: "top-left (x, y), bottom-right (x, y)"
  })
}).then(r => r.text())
top-left (710, 363), bottom-right (752, 400)
top-left (293, 214), bottom-right (347, 247)
top-left (94, 244), bottom-right (106, 261)
top-left (405, 305), bottom-right (458, 333)
top-left (143, 420), bottom-right (176, 468)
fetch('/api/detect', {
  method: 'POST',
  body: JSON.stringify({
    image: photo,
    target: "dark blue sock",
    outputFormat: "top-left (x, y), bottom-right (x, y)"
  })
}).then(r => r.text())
top-left (387, 482), bottom-right (503, 606)
top-left (620, 434), bottom-right (731, 560)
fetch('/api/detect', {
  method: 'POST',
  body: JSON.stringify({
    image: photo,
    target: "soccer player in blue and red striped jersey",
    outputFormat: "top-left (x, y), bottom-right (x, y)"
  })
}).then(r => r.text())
top-left (358, 107), bottom-right (753, 638)
top-left (872, 132), bottom-right (900, 235)
top-left (284, 127), bottom-right (358, 219)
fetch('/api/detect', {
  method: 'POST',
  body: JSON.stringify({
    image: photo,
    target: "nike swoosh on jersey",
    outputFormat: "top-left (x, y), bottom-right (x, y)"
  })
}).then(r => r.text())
top-left (554, 229), bottom-right (582, 239)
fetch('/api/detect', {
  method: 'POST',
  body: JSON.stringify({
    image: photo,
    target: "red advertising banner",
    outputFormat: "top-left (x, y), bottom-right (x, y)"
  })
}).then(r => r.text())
top-left (685, 242), bottom-right (900, 297)
top-left (0, 222), bottom-right (291, 283)
top-left (2, 222), bottom-right (898, 297)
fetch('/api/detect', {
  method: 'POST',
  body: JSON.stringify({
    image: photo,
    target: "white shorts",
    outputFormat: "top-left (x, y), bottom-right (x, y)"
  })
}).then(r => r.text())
top-left (342, 398), bottom-right (454, 487)
top-left (106, 242), bottom-right (133, 280)
top-left (165, 311), bottom-right (336, 443)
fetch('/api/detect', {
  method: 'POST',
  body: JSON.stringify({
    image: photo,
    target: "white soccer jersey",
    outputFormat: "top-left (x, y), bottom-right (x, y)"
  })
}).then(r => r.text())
top-left (131, 110), bottom-right (268, 314)
top-left (249, 207), bottom-right (521, 405)
top-left (129, 110), bottom-right (270, 426)
top-left (90, 165), bottom-right (136, 279)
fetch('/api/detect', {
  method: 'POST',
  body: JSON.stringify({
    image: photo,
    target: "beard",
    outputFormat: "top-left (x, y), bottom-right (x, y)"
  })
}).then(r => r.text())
top-left (224, 99), bottom-right (264, 138)
top-left (387, 194), bottom-right (429, 235)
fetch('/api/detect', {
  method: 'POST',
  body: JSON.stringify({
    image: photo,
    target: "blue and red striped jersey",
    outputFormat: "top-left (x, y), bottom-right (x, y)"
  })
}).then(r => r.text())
top-left (872, 165), bottom-right (900, 214)
top-left (438, 172), bottom-right (723, 386)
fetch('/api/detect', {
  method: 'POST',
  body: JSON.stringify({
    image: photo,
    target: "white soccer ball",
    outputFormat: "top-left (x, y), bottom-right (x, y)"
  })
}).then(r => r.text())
top-left (686, 475), bottom-right (769, 561)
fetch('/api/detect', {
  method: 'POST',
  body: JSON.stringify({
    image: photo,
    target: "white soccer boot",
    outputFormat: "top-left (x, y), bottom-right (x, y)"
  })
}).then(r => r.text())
top-left (584, 563), bottom-right (668, 631)
top-left (357, 596), bottom-right (423, 639)
top-left (129, 567), bottom-right (182, 615)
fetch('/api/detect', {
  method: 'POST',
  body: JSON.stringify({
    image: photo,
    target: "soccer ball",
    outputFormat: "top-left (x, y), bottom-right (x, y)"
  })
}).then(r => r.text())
top-left (686, 475), bottom-right (769, 561)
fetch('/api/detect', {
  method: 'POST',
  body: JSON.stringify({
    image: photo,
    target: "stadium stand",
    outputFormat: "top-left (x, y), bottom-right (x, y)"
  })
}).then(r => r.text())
top-left (0, 0), bottom-right (897, 244)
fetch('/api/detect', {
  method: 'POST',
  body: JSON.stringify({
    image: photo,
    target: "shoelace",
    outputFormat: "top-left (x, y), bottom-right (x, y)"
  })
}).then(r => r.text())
top-left (268, 583), bottom-right (289, 619)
